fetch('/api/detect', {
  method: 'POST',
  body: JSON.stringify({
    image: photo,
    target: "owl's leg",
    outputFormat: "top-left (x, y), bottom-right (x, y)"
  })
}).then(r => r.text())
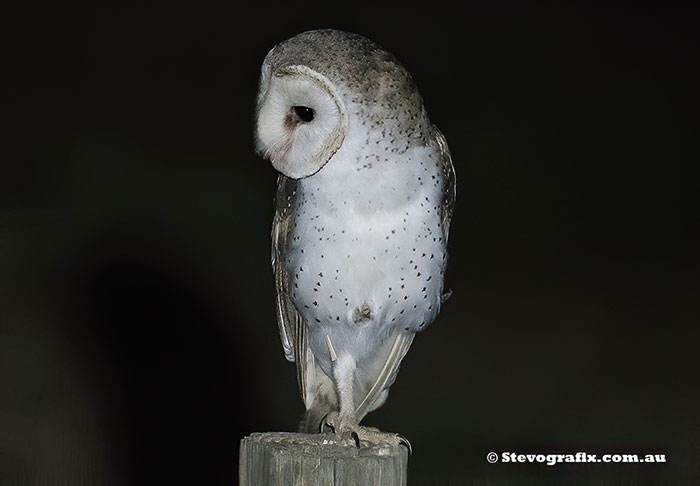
top-left (321, 354), bottom-right (358, 436)
top-left (322, 353), bottom-right (411, 452)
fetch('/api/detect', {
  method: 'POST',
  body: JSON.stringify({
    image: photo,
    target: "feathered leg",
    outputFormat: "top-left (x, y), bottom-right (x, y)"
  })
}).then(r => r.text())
top-left (322, 353), bottom-right (411, 452)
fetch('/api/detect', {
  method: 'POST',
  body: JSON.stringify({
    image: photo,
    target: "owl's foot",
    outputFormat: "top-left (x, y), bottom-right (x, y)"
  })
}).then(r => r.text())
top-left (353, 426), bottom-right (412, 455)
top-left (321, 411), bottom-right (412, 454)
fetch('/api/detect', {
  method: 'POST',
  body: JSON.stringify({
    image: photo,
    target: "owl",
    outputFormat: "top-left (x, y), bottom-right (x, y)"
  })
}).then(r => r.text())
top-left (254, 29), bottom-right (455, 449)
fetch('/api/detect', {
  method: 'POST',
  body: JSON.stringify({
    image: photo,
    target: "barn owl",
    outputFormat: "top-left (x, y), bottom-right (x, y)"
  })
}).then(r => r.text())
top-left (255, 29), bottom-right (456, 449)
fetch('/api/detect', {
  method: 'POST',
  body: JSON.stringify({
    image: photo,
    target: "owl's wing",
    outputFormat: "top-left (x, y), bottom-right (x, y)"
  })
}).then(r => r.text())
top-left (271, 175), bottom-right (317, 407)
top-left (354, 332), bottom-right (415, 421)
top-left (433, 126), bottom-right (457, 240)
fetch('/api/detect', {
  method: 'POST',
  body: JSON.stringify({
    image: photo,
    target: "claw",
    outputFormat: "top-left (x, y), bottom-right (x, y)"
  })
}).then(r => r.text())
top-left (350, 431), bottom-right (361, 449)
top-left (321, 411), bottom-right (338, 434)
top-left (397, 434), bottom-right (412, 455)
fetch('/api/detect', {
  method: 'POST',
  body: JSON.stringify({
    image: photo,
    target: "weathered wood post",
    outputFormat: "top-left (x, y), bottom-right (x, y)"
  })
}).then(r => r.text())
top-left (239, 432), bottom-right (408, 485)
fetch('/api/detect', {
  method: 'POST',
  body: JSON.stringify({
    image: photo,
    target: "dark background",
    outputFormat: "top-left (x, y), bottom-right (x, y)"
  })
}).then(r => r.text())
top-left (2, 4), bottom-right (698, 485)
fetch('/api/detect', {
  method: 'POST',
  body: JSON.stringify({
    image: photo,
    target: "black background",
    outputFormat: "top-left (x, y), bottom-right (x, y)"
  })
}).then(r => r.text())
top-left (2, 4), bottom-right (699, 485)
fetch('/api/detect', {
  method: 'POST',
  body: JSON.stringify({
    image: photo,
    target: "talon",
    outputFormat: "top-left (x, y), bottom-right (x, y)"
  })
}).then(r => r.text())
top-left (321, 412), bottom-right (338, 434)
top-left (350, 431), bottom-right (361, 448)
top-left (397, 434), bottom-right (412, 455)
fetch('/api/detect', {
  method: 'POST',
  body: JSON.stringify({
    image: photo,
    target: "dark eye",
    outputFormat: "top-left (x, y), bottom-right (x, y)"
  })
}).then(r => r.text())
top-left (293, 106), bottom-right (314, 123)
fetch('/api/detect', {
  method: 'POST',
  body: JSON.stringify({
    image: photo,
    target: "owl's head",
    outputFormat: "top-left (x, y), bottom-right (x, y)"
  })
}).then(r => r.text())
top-left (254, 57), bottom-right (347, 179)
top-left (255, 29), bottom-right (428, 179)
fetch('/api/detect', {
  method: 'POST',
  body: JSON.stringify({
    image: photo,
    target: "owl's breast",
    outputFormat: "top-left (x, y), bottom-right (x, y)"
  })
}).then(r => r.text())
top-left (284, 164), bottom-right (447, 343)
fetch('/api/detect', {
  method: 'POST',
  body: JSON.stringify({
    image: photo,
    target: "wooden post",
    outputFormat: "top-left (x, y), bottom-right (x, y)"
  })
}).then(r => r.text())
top-left (239, 432), bottom-right (408, 486)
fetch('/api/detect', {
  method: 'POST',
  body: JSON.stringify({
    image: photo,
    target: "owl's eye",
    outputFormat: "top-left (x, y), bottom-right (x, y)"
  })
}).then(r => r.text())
top-left (293, 106), bottom-right (315, 123)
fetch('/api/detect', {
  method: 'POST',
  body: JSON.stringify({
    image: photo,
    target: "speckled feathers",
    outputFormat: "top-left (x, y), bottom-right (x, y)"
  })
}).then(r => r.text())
top-left (262, 29), bottom-right (430, 141)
